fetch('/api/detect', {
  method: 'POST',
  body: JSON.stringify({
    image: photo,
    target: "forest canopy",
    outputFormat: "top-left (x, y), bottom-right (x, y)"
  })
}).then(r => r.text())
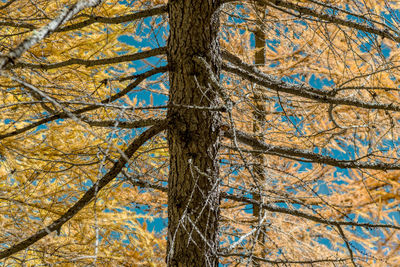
top-left (0, 0), bottom-right (400, 266)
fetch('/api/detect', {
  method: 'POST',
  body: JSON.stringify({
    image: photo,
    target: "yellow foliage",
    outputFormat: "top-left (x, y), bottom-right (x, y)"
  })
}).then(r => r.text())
top-left (1, 0), bottom-right (400, 265)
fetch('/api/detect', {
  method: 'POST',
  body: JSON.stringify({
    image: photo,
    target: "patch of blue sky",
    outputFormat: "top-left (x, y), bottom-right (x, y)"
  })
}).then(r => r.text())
top-left (35, 123), bottom-right (48, 132)
top-left (389, 209), bottom-right (400, 224)
top-left (125, 203), bottom-right (166, 233)
top-left (343, 5), bottom-right (374, 25)
top-left (265, 38), bottom-right (280, 53)
top-left (137, 217), bottom-right (166, 233)
top-left (223, 2), bottom-right (249, 24)
top-left (109, 230), bottom-right (122, 241)
top-left (315, 181), bottom-right (331, 195)
top-left (309, 74), bottom-right (335, 89)
top-left (293, 18), bottom-right (308, 28)
top-left (314, 143), bottom-right (354, 161)
top-left (316, 235), bottom-right (334, 250)
top-left (219, 260), bottom-right (232, 266)
top-left (345, 214), bottom-right (385, 242)
top-left (82, 178), bottom-right (94, 188)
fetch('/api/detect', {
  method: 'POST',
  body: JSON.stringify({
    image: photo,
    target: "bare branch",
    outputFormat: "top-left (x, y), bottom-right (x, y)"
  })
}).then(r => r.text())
top-left (223, 127), bottom-right (400, 170)
top-left (0, 120), bottom-right (167, 259)
top-left (59, 5), bottom-right (167, 32)
top-left (127, 173), bottom-right (400, 241)
top-left (126, 175), bottom-right (168, 193)
top-left (85, 118), bottom-right (165, 128)
top-left (0, 5), bottom-right (167, 32)
top-left (0, 21), bottom-right (35, 30)
top-left (257, 0), bottom-right (400, 43)
top-left (221, 192), bottom-right (400, 230)
top-left (9, 47), bottom-right (166, 70)
top-left (337, 225), bottom-right (357, 267)
top-left (0, 0), bottom-right (103, 70)
top-left (100, 177), bottom-right (400, 232)
top-left (218, 253), bottom-right (356, 265)
top-left (0, 65), bottom-right (168, 140)
top-left (0, 0), bottom-right (17, 10)
top-left (222, 51), bottom-right (400, 112)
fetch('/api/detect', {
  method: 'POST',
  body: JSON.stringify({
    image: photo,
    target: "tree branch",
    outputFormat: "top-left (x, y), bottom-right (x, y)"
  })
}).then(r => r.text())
top-left (257, 0), bottom-right (400, 43)
top-left (337, 224), bottom-right (357, 267)
top-left (0, 21), bottom-right (35, 30)
top-left (0, 0), bottom-right (103, 70)
top-left (222, 51), bottom-right (400, 112)
top-left (0, 0), bottom-right (17, 10)
top-left (85, 118), bottom-right (165, 128)
top-left (58, 5), bottom-right (167, 32)
top-left (9, 47), bottom-right (166, 70)
top-left (223, 127), bottom-right (400, 170)
top-left (0, 120), bottom-right (167, 259)
top-left (0, 65), bottom-right (168, 140)
top-left (218, 253), bottom-right (356, 265)
top-left (103, 177), bottom-right (400, 233)
top-left (221, 191), bottom-right (400, 230)
top-left (0, 5), bottom-right (167, 32)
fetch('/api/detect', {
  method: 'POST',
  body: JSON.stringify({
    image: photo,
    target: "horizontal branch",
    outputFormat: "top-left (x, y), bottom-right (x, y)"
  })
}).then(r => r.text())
top-left (0, 21), bottom-right (35, 30)
top-left (223, 127), bottom-right (400, 170)
top-left (258, 0), bottom-right (400, 43)
top-left (59, 4), bottom-right (167, 32)
top-left (10, 47), bottom-right (166, 70)
top-left (85, 118), bottom-right (165, 128)
top-left (219, 253), bottom-right (355, 265)
top-left (0, 0), bottom-right (17, 10)
top-left (0, 120), bottom-right (168, 259)
top-left (126, 176), bottom-right (168, 193)
top-left (0, 65), bottom-right (168, 140)
top-left (83, 170), bottom-right (400, 233)
top-left (0, 0), bottom-right (103, 70)
top-left (222, 51), bottom-right (400, 112)
top-left (221, 192), bottom-right (400, 230)
top-left (0, 5), bottom-right (167, 32)
top-left (104, 176), bottom-right (400, 233)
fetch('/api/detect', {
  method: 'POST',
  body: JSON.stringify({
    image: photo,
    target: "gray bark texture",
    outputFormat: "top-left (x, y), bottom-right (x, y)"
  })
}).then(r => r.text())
top-left (167, 0), bottom-right (221, 266)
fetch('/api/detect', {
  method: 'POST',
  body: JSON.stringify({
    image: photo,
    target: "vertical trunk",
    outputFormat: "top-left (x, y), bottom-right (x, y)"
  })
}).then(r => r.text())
top-left (252, 27), bottom-right (266, 216)
top-left (167, 1), bottom-right (221, 266)
top-left (252, 25), bottom-right (266, 198)
top-left (252, 8), bottom-right (266, 265)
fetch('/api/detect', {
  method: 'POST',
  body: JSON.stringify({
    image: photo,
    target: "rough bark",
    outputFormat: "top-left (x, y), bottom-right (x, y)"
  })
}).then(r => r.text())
top-left (252, 25), bottom-right (266, 217)
top-left (252, 9), bottom-right (267, 265)
top-left (167, 0), bottom-right (221, 266)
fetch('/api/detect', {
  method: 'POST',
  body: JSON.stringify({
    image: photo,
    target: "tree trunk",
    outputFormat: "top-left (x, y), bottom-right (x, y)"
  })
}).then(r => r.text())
top-left (252, 28), bottom-right (266, 216)
top-left (167, 1), bottom-right (221, 266)
top-left (252, 6), bottom-right (266, 265)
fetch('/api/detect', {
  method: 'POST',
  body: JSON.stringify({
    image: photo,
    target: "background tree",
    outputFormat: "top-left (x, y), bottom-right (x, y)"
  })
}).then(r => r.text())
top-left (0, 0), bottom-right (400, 266)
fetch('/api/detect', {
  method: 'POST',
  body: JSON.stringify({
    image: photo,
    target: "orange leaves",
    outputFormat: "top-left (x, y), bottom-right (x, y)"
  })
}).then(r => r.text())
top-left (0, 0), bottom-right (167, 264)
